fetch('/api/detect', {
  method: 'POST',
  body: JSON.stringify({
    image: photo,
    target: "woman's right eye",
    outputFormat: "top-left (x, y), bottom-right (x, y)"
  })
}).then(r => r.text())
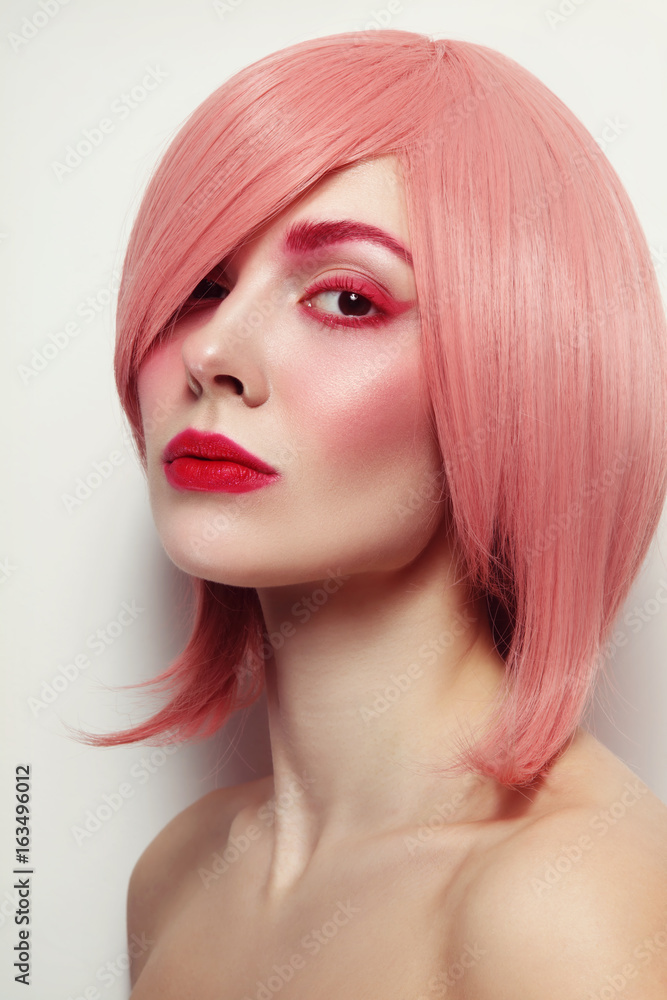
top-left (188, 277), bottom-right (230, 301)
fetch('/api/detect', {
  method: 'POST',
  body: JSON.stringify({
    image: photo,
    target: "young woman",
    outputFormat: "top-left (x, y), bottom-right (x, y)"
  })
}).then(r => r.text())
top-left (79, 29), bottom-right (667, 998)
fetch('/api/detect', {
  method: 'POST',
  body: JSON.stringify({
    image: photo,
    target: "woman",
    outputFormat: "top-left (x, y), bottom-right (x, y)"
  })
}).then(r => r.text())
top-left (79, 30), bottom-right (667, 997)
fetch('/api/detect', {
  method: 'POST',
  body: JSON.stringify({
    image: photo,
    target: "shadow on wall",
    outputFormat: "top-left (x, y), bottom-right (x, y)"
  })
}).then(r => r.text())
top-left (151, 546), bottom-right (273, 791)
top-left (586, 531), bottom-right (667, 804)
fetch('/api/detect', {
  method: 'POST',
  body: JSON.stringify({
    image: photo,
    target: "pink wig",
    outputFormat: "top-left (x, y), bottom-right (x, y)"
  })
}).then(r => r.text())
top-left (77, 30), bottom-right (667, 787)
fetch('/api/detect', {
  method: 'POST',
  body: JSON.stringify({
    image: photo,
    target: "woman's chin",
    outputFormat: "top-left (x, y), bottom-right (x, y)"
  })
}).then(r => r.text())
top-left (160, 549), bottom-right (269, 588)
top-left (157, 542), bottom-right (311, 590)
top-left (158, 538), bottom-right (355, 592)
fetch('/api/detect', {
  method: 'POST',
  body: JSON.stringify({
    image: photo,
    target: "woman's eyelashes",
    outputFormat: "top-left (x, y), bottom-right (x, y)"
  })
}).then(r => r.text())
top-left (189, 276), bottom-right (230, 301)
top-left (300, 273), bottom-right (392, 329)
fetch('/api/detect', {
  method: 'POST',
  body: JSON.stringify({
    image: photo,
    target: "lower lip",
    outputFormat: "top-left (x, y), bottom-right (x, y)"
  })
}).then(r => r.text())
top-left (163, 457), bottom-right (279, 493)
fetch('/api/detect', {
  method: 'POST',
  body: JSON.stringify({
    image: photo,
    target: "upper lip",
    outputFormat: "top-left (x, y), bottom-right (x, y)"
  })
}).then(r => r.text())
top-left (162, 428), bottom-right (278, 475)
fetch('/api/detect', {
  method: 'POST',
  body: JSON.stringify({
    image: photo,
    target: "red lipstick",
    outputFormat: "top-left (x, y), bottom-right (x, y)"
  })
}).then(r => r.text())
top-left (162, 428), bottom-right (280, 493)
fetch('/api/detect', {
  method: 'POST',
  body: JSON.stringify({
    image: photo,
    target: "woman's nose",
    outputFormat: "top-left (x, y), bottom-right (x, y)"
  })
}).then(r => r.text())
top-left (180, 291), bottom-right (271, 407)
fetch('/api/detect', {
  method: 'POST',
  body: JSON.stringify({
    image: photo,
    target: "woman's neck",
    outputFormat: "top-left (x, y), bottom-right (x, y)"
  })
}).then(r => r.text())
top-left (254, 536), bottom-right (510, 896)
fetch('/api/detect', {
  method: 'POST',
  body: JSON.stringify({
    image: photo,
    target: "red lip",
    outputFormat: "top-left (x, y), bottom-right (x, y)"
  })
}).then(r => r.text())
top-left (162, 428), bottom-right (279, 493)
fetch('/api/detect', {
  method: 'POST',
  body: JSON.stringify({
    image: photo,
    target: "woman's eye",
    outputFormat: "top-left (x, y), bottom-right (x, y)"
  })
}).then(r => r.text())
top-left (308, 288), bottom-right (377, 319)
top-left (188, 277), bottom-right (230, 301)
top-left (300, 274), bottom-right (394, 330)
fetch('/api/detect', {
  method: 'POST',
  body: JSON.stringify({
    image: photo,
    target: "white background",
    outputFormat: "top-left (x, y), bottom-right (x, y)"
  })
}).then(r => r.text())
top-left (1, 0), bottom-right (666, 997)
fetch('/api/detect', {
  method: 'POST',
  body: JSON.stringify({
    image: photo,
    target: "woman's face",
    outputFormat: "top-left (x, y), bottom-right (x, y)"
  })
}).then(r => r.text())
top-left (137, 155), bottom-right (448, 587)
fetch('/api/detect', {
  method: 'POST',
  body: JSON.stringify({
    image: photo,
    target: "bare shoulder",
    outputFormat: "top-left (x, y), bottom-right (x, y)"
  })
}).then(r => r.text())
top-left (127, 773), bottom-right (272, 987)
top-left (459, 730), bottom-right (667, 998)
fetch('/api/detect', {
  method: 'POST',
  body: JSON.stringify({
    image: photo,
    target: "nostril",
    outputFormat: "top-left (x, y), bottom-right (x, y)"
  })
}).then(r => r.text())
top-left (213, 374), bottom-right (244, 395)
top-left (186, 371), bottom-right (202, 398)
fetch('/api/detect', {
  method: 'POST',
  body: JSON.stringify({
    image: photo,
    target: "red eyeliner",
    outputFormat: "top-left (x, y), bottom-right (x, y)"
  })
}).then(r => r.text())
top-left (302, 274), bottom-right (414, 329)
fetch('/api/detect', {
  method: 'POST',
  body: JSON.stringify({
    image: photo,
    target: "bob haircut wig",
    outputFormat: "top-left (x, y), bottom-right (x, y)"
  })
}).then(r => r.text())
top-left (79, 30), bottom-right (667, 787)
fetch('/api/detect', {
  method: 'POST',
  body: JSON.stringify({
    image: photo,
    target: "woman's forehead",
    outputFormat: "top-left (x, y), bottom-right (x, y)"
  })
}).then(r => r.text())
top-left (223, 156), bottom-right (411, 268)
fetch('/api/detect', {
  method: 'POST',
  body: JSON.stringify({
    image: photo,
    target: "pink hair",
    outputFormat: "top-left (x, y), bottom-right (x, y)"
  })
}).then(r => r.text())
top-left (75, 30), bottom-right (667, 786)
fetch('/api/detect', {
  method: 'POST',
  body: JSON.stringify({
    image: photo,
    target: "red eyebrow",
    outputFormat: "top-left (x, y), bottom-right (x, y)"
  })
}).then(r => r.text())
top-left (281, 219), bottom-right (413, 267)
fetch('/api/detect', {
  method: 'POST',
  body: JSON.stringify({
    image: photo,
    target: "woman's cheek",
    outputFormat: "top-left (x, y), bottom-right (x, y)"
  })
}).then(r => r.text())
top-left (282, 344), bottom-right (432, 470)
top-left (137, 349), bottom-right (184, 445)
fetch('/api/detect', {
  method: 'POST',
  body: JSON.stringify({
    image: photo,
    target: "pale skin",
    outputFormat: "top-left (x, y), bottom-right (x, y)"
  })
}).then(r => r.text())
top-left (128, 156), bottom-right (667, 998)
